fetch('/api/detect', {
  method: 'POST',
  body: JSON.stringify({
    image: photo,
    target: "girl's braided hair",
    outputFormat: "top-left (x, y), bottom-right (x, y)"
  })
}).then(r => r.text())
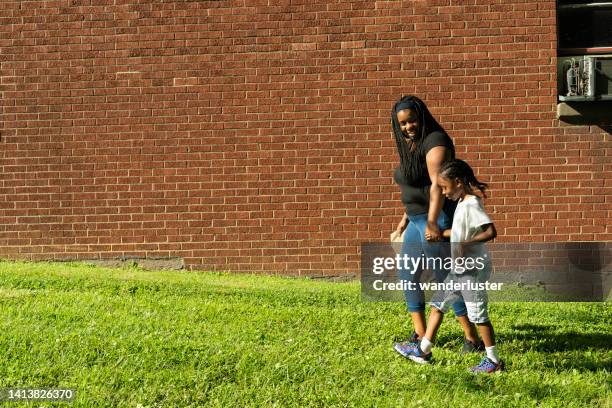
top-left (438, 159), bottom-right (489, 198)
top-left (391, 95), bottom-right (449, 184)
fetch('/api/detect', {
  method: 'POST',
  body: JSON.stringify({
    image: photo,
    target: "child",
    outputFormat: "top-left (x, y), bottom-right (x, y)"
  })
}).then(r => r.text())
top-left (399, 159), bottom-right (505, 373)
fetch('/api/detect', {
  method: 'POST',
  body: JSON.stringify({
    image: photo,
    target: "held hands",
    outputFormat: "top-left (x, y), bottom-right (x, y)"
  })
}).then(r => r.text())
top-left (425, 221), bottom-right (441, 241)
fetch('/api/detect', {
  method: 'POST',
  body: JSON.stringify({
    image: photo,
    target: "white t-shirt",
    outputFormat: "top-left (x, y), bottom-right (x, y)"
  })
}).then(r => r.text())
top-left (450, 195), bottom-right (492, 273)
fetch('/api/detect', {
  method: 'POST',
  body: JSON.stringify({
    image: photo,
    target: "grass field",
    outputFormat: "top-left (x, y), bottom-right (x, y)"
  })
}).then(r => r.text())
top-left (0, 260), bottom-right (610, 407)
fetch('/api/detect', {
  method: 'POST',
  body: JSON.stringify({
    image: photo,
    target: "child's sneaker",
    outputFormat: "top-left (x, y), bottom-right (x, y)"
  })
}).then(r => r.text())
top-left (394, 340), bottom-right (432, 364)
top-left (469, 356), bottom-right (505, 374)
top-left (461, 338), bottom-right (484, 354)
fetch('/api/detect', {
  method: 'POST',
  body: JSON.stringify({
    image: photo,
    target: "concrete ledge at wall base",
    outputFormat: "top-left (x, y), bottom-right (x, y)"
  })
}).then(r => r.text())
top-left (557, 101), bottom-right (612, 126)
top-left (82, 257), bottom-right (185, 271)
top-left (306, 273), bottom-right (357, 282)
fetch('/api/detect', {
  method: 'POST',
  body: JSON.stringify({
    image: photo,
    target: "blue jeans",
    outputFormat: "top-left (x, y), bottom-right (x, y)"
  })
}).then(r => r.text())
top-left (399, 212), bottom-right (467, 316)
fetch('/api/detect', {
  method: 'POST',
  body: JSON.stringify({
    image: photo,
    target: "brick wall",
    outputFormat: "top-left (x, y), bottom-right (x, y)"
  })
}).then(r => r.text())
top-left (1, 0), bottom-right (610, 275)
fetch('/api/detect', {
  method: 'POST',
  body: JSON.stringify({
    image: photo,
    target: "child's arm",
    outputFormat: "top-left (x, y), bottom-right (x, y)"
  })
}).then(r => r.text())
top-left (442, 229), bottom-right (451, 239)
top-left (465, 223), bottom-right (497, 243)
top-left (457, 224), bottom-right (496, 257)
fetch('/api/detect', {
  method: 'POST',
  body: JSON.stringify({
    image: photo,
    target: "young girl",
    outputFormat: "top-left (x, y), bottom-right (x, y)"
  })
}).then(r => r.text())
top-left (400, 159), bottom-right (505, 373)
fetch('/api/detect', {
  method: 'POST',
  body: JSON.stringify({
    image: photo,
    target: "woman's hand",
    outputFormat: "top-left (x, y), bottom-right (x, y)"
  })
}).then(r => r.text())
top-left (425, 221), bottom-right (441, 241)
top-left (391, 214), bottom-right (408, 243)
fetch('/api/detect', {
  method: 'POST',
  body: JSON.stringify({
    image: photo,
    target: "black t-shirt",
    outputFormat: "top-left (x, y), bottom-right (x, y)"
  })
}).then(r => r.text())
top-left (394, 130), bottom-right (456, 216)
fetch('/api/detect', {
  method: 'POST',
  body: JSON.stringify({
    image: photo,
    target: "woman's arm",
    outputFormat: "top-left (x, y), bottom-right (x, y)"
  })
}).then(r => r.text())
top-left (396, 212), bottom-right (408, 234)
top-left (424, 145), bottom-right (449, 241)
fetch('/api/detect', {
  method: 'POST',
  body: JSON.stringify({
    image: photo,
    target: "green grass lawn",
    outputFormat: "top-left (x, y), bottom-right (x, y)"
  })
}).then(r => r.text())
top-left (0, 260), bottom-right (610, 407)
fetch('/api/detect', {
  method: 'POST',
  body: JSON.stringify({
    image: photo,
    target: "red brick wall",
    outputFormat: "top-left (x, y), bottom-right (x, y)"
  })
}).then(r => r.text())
top-left (1, 0), bottom-right (610, 275)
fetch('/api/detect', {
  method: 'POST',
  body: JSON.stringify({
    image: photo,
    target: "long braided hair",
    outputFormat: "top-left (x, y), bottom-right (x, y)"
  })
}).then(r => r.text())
top-left (438, 159), bottom-right (489, 198)
top-left (391, 95), bottom-right (448, 184)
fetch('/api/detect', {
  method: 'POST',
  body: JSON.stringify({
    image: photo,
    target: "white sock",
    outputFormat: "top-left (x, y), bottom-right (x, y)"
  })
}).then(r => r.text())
top-left (420, 337), bottom-right (433, 354)
top-left (485, 345), bottom-right (500, 363)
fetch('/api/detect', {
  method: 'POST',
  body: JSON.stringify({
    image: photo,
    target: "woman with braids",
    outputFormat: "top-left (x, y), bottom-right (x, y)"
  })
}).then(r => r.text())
top-left (390, 96), bottom-right (481, 358)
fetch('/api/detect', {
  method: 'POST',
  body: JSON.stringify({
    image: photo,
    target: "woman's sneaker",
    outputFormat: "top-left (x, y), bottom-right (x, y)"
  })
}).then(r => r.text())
top-left (393, 331), bottom-right (419, 356)
top-left (470, 356), bottom-right (505, 374)
top-left (394, 340), bottom-right (432, 364)
top-left (393, 339), bottom-right (418, 359)
top-left (461, 338), bottom-right (485, 354)
top-left (405, 331), bottom-right (419, 343)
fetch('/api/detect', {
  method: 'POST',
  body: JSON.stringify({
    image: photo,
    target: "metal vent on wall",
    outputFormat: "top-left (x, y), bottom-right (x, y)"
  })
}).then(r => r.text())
top-left (558, 54), bottom-right (612, 101)
top-left (557, 1), bottom-right (612, 102)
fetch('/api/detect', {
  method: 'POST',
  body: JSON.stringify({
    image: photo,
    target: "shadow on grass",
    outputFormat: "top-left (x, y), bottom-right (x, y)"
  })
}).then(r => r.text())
top-left (511, 324), bottom-right (611, 351)
top-left (509, 323), bottom-right (612, 372)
